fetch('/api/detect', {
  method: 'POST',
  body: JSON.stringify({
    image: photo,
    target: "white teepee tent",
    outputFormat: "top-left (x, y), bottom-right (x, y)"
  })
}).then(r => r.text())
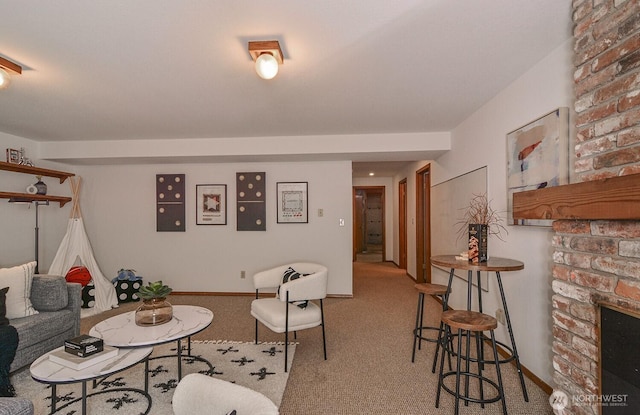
top-left (49, 177), bottom-right (117, 312)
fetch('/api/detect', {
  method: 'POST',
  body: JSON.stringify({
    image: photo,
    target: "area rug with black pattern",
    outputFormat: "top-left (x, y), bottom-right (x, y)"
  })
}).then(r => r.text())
top-left (11, 340), bottom-right (295, 414)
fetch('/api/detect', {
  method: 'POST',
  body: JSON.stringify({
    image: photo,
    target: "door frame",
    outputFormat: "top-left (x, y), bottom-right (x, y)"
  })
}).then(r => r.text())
top-left (352, 186), bottom-right (386, 262)
top-left (415, 164), bottom-right (431, 283)
top-left (399, 179), bottom-right (407, 270)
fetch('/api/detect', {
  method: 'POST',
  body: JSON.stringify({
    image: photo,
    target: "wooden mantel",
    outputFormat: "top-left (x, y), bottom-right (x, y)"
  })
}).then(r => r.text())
top-left (512, 173), bottom-right (640, 221)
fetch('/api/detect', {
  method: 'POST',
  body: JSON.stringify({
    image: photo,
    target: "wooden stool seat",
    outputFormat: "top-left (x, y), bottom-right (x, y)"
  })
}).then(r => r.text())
top-left (441, 310), bottom-right (497, 332)
top-left (414, 283), bottom-right (449, 296)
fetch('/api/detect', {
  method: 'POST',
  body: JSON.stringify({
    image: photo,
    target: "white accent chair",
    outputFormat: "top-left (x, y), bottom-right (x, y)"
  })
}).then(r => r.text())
top-left (172, 373), bottom-right (279, 415)
top-left (251, 262), bottom-right (328, 372)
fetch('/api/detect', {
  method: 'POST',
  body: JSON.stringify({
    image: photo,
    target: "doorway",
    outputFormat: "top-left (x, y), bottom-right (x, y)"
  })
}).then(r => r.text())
top-left (353, 186), bottom-right (385, 263)
top-left (415, 164), bottom-right (431, 283)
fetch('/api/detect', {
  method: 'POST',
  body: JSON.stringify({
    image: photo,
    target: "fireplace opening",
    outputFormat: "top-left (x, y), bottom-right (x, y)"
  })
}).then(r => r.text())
top-left (600, 305), bottom-right (640, 414)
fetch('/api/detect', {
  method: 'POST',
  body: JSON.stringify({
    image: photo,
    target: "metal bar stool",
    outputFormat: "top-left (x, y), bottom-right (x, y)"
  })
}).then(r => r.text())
top-left (436, 310), bottom-right (507, 415)
top-left (411, 283), bottom-right (450, 373)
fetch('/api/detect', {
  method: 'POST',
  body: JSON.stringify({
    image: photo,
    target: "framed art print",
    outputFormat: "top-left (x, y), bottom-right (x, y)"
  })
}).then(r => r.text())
top-left (5, 148), bottom-right (19, 164)
top-left (277, 182), bottom-right (308, 223)
top-left (506, 107), bottom-right (569, 226)
top-left (196, 184), bottom-right (227, 225)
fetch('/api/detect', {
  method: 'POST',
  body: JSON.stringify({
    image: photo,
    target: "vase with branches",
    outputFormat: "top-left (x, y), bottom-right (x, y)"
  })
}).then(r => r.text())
top-left (456, 193), bottom-right (507, 262)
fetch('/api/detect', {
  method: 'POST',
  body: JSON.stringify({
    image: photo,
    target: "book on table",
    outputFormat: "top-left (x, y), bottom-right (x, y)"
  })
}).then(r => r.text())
top-left (49, 346), bottom-right (119, 370)
top-left (64, 334), bottom-right (104, 357)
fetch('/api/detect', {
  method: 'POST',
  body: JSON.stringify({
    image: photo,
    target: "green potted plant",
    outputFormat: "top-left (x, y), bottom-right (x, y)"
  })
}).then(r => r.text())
top-left (135, 281), bottom-right (173, 326)
top-left (456, 193), bottom-right (507, 263)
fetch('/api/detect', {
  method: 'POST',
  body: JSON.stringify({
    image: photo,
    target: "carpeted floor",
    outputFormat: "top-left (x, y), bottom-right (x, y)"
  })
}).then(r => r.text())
top-left (74, 261), bottom-right (552, 414)
top-left (12, 340), bottom-right (293, 414)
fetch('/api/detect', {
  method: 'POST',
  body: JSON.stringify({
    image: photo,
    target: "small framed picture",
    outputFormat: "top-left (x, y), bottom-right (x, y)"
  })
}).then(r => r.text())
top-left (277, 182), bottom-right (308, 223)
top-left (196, 184), bottom-right (227, 225)
top-left (5, 148), bottom-right (19, 164)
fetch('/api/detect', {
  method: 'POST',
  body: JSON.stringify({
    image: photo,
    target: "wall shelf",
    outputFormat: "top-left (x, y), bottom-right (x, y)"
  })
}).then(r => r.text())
top-left (0, 161), bottom-right (75, 183)
top-left (0, 192), bottom-right (72, 207)
top-left (0, 161), bottom-right (75, 207)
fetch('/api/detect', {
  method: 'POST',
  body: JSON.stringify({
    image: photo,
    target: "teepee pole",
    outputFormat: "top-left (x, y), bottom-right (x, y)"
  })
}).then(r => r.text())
top-left (69, 177), bottom-right (82, 219)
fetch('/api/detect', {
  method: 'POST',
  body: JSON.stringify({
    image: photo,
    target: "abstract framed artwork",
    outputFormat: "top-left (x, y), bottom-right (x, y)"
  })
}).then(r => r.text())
top-left (506, 107), bottom-right (569, 226)
top-left (277, 182), bottom-right (308, 223)
top-left (196, 184), bottom-right (227, 225)
top-left (237, 172), bottom-right (266, 231)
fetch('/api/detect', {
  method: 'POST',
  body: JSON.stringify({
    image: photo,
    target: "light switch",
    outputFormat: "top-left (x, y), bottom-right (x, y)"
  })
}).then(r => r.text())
top-left (318, 208), bottom-right (324, 217)
top-left (339, 218), bottom-right (345, 227)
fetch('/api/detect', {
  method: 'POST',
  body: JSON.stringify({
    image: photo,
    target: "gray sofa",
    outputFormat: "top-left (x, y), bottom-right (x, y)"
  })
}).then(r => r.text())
top-left (9, 274), bottom-right (81, 372)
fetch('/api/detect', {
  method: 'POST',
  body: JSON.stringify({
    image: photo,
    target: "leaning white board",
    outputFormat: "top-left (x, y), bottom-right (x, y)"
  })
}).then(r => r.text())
top-left (430, 166), bottom-right (489, 291)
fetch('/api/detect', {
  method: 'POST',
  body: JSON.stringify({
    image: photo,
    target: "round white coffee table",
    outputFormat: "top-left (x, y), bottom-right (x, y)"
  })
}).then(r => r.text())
top-left (89, 305), bottom-right (213, 379)
top-left (30, 346), bottom-right (153, 415)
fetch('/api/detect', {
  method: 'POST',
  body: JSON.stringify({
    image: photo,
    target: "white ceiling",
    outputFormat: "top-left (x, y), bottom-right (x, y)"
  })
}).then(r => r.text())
top-left (0, 1), bottom-right (572, 175)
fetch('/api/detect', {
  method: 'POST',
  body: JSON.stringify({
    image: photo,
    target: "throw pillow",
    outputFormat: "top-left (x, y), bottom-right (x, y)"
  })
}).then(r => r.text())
top-left (279, 267), bottom-right (309, 309)
top-left (0, 262), bottom-right (38, 319)
top-left (0, 287), bottom-right (9, 325)
top-left (30, 275), bottom-right (69, 311)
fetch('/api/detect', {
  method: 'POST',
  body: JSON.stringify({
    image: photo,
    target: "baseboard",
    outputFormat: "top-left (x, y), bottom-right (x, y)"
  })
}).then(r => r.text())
top-left (171, 291), bottom-right (251, 296)
top-left (171, 291), bottom-right (354, 299)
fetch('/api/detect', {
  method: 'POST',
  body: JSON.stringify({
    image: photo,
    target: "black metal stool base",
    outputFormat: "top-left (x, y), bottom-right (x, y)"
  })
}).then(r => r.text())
top-left (413, 325), bottom-right (441, 343)
top-left (411, 288), bottom-right (449, 368)
top-left (436, 313), bottom-right (508, 415)
top-left (439, 371), bottom-right (503, 406)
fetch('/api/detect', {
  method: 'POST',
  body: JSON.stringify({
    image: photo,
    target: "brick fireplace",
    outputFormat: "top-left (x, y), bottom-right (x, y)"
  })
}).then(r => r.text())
top-left (549, 1), bottom-right (640, 414)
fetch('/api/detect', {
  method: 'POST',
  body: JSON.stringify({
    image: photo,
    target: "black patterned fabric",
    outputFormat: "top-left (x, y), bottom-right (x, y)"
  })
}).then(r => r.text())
top-left (280, 267), bottom-right (308, 309)
top-left (0, 324), bottom-right (18, 394)
top-left (0, 287), bottom-right (8, 326)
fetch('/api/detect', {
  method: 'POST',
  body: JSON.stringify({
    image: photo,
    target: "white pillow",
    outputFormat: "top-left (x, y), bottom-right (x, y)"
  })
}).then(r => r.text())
top-left (0, 262), bottom-right (38, 319)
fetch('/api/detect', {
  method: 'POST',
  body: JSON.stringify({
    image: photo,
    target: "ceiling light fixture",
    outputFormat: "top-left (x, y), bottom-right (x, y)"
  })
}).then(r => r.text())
top-left (248, 41), bottom-right (283, 80)
top-left (0, 56), bottom-right (22, 90)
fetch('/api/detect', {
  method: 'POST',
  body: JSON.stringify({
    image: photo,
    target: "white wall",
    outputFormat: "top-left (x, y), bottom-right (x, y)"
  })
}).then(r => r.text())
top-left (428, 39), bottom-right (574, 385)
top-left (0, 147), bottom-right (354, 296)
top-left (74, 161), bottom-right (354, 295)
top-left (352, 176), bottom-right (394, 262)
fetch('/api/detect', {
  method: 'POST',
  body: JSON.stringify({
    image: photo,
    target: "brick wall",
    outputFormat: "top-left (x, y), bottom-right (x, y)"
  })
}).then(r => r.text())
top-left (552, 1), bottom-right (640, 414)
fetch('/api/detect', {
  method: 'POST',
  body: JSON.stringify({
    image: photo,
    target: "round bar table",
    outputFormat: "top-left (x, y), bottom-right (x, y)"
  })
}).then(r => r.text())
top-left (430, 255), bottom-right (528, 402)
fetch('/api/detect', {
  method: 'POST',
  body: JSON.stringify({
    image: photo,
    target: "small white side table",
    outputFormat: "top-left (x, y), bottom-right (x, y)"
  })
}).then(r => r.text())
top-left (30, 346), bottom-right (152, 415)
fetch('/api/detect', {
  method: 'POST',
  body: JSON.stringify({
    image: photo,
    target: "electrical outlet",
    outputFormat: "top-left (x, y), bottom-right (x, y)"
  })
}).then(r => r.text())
top-left (496, 308), bottom-right (506, 325)
top-left (240, 270), bottom-right (246, 279)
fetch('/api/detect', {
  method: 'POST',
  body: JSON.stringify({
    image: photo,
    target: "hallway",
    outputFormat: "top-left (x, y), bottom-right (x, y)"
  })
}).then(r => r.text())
top-left (355, 243), bottom-right (383, 263)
